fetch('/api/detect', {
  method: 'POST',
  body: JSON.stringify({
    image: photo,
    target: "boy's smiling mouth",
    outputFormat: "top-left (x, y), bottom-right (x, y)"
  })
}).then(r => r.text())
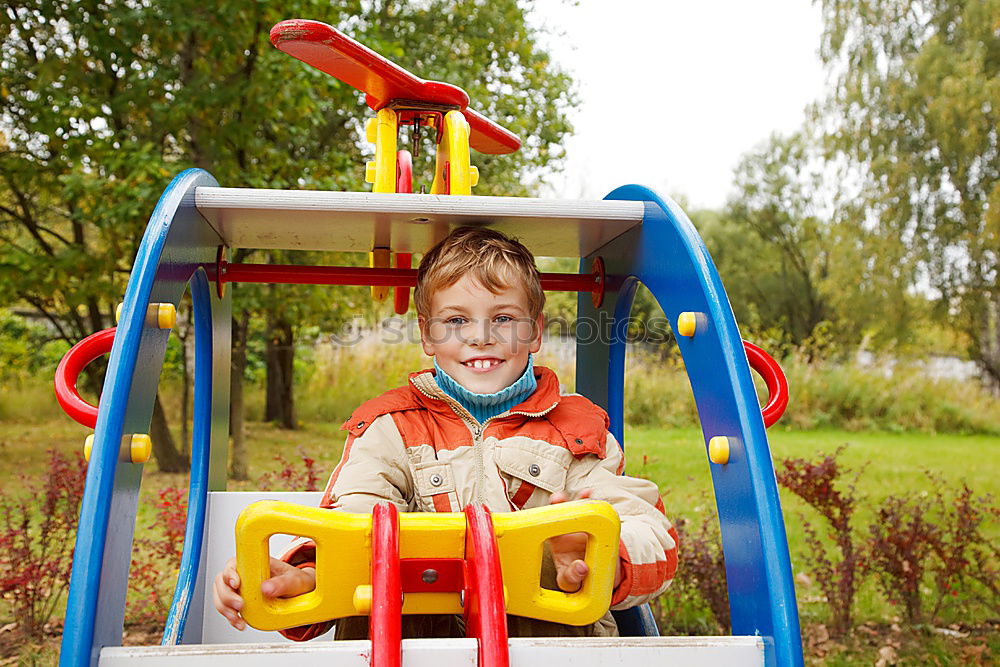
top-left (462, 357), bottom-right (505, 371)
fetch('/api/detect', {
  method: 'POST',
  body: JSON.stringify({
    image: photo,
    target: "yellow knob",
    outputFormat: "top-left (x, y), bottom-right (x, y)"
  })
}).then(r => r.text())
top-left (130, 434), bottom-right (152, 464)
top-left (84, 434), bottom-right (94, 462)
top-left (115, 303), bottom-right (123, 323)
top-left (677, 312), bottom-right (698, 337)
top-left (469, 166), bottom-right (479, 187)
top-left (365, 117), bottom-right (378, 143)
top-left (365, 161), bottom-right (377, 184)
top-left (353, 585), bottom-right (372, 614)
top-left (708, 436), bottom-right (730, 465)
top-left (156, 303), bottom-right (176, 330)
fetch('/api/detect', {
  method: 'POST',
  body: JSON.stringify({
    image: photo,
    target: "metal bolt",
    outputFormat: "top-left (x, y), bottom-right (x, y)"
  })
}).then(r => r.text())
top-left (459, 590), bottom-right (466, 608)
top-left (429, 473), bottom-right (443, 487)
top-left (528, 464), bottom-right (541, 477)
top-left (421, 569), bottom-right (439, 584)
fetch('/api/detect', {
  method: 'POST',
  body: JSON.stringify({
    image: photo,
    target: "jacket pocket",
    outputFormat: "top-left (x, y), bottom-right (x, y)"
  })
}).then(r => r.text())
top-left (494, 439), bottom-right (571, 508)
top-left (412, 460), bottom-right (457, 512)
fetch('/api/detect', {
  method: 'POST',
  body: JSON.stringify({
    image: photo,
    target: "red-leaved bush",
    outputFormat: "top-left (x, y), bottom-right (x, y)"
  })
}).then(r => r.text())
top-left (676, 513), bottom-right (730, 631)
top-left (869, 476), bottom-right (1000, 625)
top-left (776, 446), bottom-right (862, 637)
top-left (257, 450), bottom-right (322, 491)
top-left (0, 449), bottom-right (87, 638)
top-left (127, 486), bottom-right (188, 625)
top-left (927, 481), bottom-right (1000, 620)
top-left (867, 494), bottom-right (937, 624)
top-left (652, 507), bottom-right (730, 636)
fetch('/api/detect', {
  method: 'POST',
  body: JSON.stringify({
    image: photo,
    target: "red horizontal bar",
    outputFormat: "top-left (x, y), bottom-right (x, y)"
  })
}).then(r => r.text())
top-left (219, 261), bottom-right (599, 293)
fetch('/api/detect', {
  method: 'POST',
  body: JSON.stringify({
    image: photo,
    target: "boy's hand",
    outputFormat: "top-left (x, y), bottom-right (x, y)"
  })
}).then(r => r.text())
top-left (547, 489), bottom-right (623, 593)
top-left (212, 556), bottom-right (317, 631)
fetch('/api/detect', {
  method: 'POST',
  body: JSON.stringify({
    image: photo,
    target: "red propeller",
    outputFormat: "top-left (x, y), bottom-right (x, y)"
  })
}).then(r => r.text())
top-left (270, 19), bottom-right (521, 155)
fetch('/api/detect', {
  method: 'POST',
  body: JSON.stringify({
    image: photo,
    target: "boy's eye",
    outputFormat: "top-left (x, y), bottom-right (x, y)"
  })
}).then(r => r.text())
top-left (445, 317), bottom-right (467, 325)
top-left (494, 315), bottom-right (513, 324)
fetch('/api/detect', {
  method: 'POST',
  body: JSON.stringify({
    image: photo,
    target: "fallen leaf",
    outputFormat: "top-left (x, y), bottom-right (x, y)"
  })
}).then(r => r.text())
top-left (933, 626), bottom-right (969, 638)
top-left (962, 644), bottom-right (989, 665)
top-left (875, 645), bottom-right (898, 667)
top-left (795, 572), bottom-right (813, 588)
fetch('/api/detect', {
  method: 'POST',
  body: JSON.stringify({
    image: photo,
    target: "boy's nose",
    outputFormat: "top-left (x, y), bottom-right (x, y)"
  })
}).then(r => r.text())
top-left (468, 320), bottom-right (494, 345)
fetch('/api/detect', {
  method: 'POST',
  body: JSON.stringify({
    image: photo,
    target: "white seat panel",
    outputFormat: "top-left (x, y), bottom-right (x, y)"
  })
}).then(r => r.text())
top-left (102, 636), bottom-right (765, 665)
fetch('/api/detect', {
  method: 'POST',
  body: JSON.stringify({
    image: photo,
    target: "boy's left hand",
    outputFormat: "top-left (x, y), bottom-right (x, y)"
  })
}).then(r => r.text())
top-left (547, 489), bottom-right (623, 593)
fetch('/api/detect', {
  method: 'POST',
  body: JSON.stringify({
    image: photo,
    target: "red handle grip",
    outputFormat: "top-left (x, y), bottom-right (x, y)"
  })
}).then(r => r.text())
top-left (55, 328), bottom-right (116, 429)
top-left (743, 340), bottom-right (789, 428)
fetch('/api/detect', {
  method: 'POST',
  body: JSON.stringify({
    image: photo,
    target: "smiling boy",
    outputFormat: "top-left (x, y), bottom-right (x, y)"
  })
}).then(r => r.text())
top-left (214, 226), bottom-right (678, 639)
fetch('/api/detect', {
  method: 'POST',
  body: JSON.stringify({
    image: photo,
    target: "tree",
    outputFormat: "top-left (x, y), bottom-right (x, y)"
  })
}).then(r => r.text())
top-left (710, 125), bottom-right (927, 356)
top-left (724, 132), bottom-right (833, 348)
top-left (818, 0), bottom-right (1000, 383)
top-left (1, 1), bottom-right (576, 474)
top-left (1, 1), bottom-right (360, 470)
top-left (241, 2), bottom-right (578, 437)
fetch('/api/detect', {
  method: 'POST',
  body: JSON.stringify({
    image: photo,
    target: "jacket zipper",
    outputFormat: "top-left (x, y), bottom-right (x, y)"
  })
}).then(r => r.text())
top-left (410, 375), bottom-right (559, 505)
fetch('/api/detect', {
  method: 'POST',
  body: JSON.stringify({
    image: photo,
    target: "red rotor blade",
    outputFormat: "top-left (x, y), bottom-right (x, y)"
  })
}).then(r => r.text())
top-left (270, 19), bottom-right (521, 155)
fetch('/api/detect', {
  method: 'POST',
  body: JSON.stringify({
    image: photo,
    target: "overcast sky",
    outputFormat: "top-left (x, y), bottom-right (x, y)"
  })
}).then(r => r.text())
top-left (531, 0), bottom-right (828, 210)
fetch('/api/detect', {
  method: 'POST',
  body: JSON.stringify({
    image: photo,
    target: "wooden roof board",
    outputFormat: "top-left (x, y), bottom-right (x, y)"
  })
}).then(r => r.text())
top-left (194, 188), bottom-right (644, 257)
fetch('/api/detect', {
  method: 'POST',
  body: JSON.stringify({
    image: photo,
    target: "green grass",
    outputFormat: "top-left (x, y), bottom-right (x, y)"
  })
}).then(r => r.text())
top-left (1, 409), bottom-right (997, 663)
top-left (624, 427), bottom-right (999, 628)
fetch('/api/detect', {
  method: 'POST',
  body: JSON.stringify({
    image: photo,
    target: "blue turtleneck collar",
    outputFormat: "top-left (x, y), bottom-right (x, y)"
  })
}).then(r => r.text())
top-left (433, 355), bottom-right (537, 424)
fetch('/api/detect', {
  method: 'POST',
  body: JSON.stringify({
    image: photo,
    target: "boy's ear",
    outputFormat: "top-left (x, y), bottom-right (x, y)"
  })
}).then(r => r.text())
top-left (418, 315), bottom-right (434, 357)
top-left (530, 313), bottom-right (544, 354)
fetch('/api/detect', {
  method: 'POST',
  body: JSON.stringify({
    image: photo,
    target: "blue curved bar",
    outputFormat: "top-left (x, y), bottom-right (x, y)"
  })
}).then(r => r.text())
top-left (606, 185), bottom-right (802, 666)
top-left (606, 276), bottom-right (640, 447)
top-left (60, 168), bottom-right (220, 666)
top-left (161, 268), bottom-right (215, 644)
top-left (577, 186), bottom-right (802, 664)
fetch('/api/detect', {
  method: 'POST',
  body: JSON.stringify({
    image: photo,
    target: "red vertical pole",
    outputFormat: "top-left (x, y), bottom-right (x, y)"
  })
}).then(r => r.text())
top-left (463, 504), bottom-right (509, 667)
top-left (393, 252), bottom-right (412, 315)
top-left (371, 502), bottom-right (402, 667)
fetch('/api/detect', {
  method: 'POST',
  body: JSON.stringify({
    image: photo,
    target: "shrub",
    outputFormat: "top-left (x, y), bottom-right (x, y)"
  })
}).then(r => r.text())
top-left (867, 495), bottom-right (939, 624)
top-left (776, 446), bottom-right (863, 637)
top-left (653, 507), bottom-right (730, 635)
top-left (868, 477), bottom-right (1000, 626)
top-left (0, 449), bottom-right (87, 638)
top-left (257, 451), bottom-right (322, 492)
top-left (127, 487), bottom-right (187, 626)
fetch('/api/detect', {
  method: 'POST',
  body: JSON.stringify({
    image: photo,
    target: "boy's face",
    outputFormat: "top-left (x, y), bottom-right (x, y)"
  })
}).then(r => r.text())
top-left (419, 274), bottom-right (543, 395)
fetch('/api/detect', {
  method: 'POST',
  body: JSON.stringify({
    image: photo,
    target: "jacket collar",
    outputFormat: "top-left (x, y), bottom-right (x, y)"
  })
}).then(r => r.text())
top-left (409, 365), bottom-right (562, 418)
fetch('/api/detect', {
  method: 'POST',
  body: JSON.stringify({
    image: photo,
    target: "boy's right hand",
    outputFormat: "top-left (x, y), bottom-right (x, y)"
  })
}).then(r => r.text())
top-left (212, 556), bottom-right (317, 631)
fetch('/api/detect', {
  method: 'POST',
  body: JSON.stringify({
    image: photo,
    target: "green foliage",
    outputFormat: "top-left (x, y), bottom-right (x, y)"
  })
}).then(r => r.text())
top-left (704, 129), bottom-right (915, 354)
top-left (722, 131), bottom-right (834, 346)
top-left (0, 309), bottom-right (67, 384)
top-left (783, 356), bottom-right (1000, 434)
top-left (817, 0), bottom-right (1000, 382)
top-left (623, 345), bottom-right (1000, 434)
top-left (0, 0), bottom-right (576, 345)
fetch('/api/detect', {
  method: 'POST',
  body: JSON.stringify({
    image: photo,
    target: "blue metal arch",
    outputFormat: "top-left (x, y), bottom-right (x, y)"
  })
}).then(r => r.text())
top-left (577, 185), bottom-right (802, 666)
top-left (60, 168), bottom-right (223, 666)
top-left (161, 268), bottom-right (215, 644)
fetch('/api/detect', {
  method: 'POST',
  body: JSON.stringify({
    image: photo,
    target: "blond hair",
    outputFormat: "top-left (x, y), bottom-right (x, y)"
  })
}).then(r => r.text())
top-left (414, 227), bottom-right (545, 318)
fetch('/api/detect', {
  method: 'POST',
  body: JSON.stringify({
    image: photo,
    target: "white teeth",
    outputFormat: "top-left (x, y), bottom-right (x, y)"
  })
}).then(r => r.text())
top-left (467, 359), bottom-right (501, 369)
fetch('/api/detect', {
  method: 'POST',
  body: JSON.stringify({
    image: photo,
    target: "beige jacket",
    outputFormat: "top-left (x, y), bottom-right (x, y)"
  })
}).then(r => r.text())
top-left (281, 366), bottom-right (677, 641)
